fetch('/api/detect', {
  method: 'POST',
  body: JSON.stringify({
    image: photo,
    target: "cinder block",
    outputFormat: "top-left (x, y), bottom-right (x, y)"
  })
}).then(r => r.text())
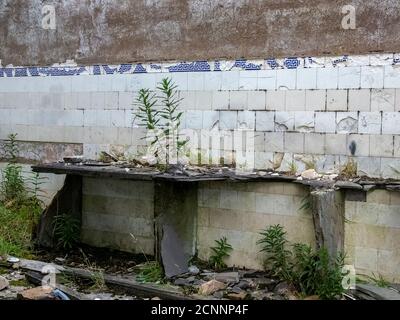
top-left (361, 66), bottom-right (384, 89)
top-left (381, 158), bottom-right (400, 179)
top-left (104, 92), bottom-right (119, 109)
top-left (395, 89), bottom-right (400, 111)
top-left (71, 75), bottom-right (98, 92)
top-left (239, 71), bottom-right (258, 90)
top-left (237, 111), bottom-right (255, 129)
top-left (255, 193), bottom-right (275, 214)
top-left (348, 89), bottom-right (371, 111)
top-left (187, 72), bottom-right (205, 91)
top-left (118, 92), bottom-right (135, 109)
top-left (327, 90), bottom-right (348, 111)
top-left (370, 135), bottom-right (394, 157)
top-left (84, 109), bottom-right (97, 127)
top-left (371, 89), bottom-right (395, 111)
top-left (285, 90), bottom-right (306, 111)
top-left (255, 111), bottom-right (275, 131)
top-left (284, 132), bottom-right (304, 153)
top-left (254, 132), bottom-right (265, 152)
top-left (63, 110), bottom-right (84, 127)
top-left (169, 73), bottom-right (188, 91)
top-left (195, 91), bottom-right (213, 110)
top-left (221, 71), bottom-right (240, 90)
top-left (275, 112), bottom-right (295, 131)
top-left (199, 188), bottom-right (220, 208)
top-left (248, 91), bottom-right (266, 110)
top-left (197, 207), bottom-right (210, 227)
top-left (325, 134), bottom-right (347, 155)
top-left (337, 112), bottom-right (358, 134)
top-left (338, 66), bottom-right (361, 89)
top-left (276, 69), bottom-right (296, 90)
top-left (111, 74), bottom-right (130, 91)
top-left (357, 156), bottom-right (381, 178)
top-left (117, 128), bottom-right (133, 145)
top-left (304, 133), bottom-right (325, 154)
top-left (354, 247), bottom-right (378, 272)
top-left (202, 111), bottom-right (219, 130)
top-left (254, 152), bottom-right (274, 170)
top-left (317, 68), bottom-right (338, 89)
top-left (294, 112), bottom-right (315, 132)
top-left (296, 68), bottom-right (317, 89)
top-left (358, 112), bottom-right (382, 134)
top-left (377, 210), bottom-right (400, 228)
top-left (204, 72), bottom-right (222, 91)
top-left (394, 136), bottom-right (400, 157)
top-left (186, 111), bottom-right (203, 129)
top-left (0, 109), bottom-right (10, 124)
top-left (264, 132), bottom-right (284, 152)
top-left (382, 112), bottom-right (400, 134)
top-left (124, 109), bottom-right (135, 128)
top-left (219, 111), bottom-right (237, 130)
top-left (90, 92), bottom-right (106, 109)
top-left (266, 90), bottom-right (285, 111)
top-left (219, 189), bottom-right (239, 210)
top-left (384, 65), bottom-right (400, 88)
top-left (212, 91), bottom-right (229, 110)
top-left (367, 189), bottom-right (391, 205)
top-left (229, 91), bottom-right (248, 110)
top-left (127, 74), bottom-right (145, 91)
top-left (347, 134), bottom-right (370, 156)
top-left (257, 70), bottom-right (277, 90)
top-left (110, 110), bottom-right (125, 127)
top-left (77, 92), bottom-right (92, 108)
top-left (377, 249), bottom-right (400, 279)
top-left (180, 91), bottom-right (196, 110)
top-left (237, 191), bottom-right (256, 212)
top-left (315, 112), bottom-right (336, 133)
top-left (305, 90), bottom-right (326, 111)
top-left (64, 92), bottom-right (78, 109)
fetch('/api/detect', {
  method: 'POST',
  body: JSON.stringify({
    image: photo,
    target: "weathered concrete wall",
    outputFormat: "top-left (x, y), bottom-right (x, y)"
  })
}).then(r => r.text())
top-left (197, 181), bottom-right (315, 269)
top-left (81, 177), bottom-right (155, 255)
top-left (345, 189), bottom-right (400, 282)
top-left (63, 177), bottom-right (400, 281)
top-left (1, 0), bottom-right (400, 66)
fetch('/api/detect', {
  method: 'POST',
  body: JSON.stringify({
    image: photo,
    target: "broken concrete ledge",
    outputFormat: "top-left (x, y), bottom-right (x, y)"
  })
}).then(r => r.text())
top-left (32, 163), bottom-right (400, 192)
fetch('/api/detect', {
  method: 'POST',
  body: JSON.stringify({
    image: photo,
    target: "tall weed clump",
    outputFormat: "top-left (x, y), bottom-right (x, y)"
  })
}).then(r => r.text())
top-left (258, 224), bottom-right (346, 300)
top-left (0, 133), bottom-right (44, 257)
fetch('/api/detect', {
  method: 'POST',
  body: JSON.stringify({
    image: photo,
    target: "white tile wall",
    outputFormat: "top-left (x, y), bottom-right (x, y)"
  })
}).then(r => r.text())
top-left (3, 53), bottom-right (400, 179)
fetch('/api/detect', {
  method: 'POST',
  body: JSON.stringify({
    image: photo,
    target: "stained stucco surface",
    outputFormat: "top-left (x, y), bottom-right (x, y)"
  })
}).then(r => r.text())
top-left (1, 0), bottom-right (400, 66)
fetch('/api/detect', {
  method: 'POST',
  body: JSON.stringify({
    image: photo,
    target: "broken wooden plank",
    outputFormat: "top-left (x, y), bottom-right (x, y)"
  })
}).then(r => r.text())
top-left (25, 270), bottom-right (84, 300)
top-left (61, 266), bottom-right (200, 300)
top-left (15, 258), bottom-right (204, 300)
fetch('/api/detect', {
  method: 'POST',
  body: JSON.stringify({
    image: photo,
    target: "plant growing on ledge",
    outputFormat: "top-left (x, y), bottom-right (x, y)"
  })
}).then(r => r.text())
top-left (209, 237), bottom-right (233, 270)
top-left (135, 78), bottom-right (187, 169)
top-left (340, 158), bottom-right (358, 178)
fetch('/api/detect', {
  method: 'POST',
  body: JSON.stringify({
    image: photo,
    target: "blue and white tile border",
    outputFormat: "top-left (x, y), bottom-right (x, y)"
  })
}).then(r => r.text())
top-left (1, 53), bottom-right (400, 78)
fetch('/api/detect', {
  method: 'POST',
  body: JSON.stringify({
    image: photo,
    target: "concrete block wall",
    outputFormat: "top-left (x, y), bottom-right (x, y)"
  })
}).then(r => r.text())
top-left (197, 181), bottom-right (315, 270)
top-left (81, 177), bottom-right (155, 255)
top-left (345, 189), bottom-right (400, 282)
top-left (2, 54), bottom-right (400, 177)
